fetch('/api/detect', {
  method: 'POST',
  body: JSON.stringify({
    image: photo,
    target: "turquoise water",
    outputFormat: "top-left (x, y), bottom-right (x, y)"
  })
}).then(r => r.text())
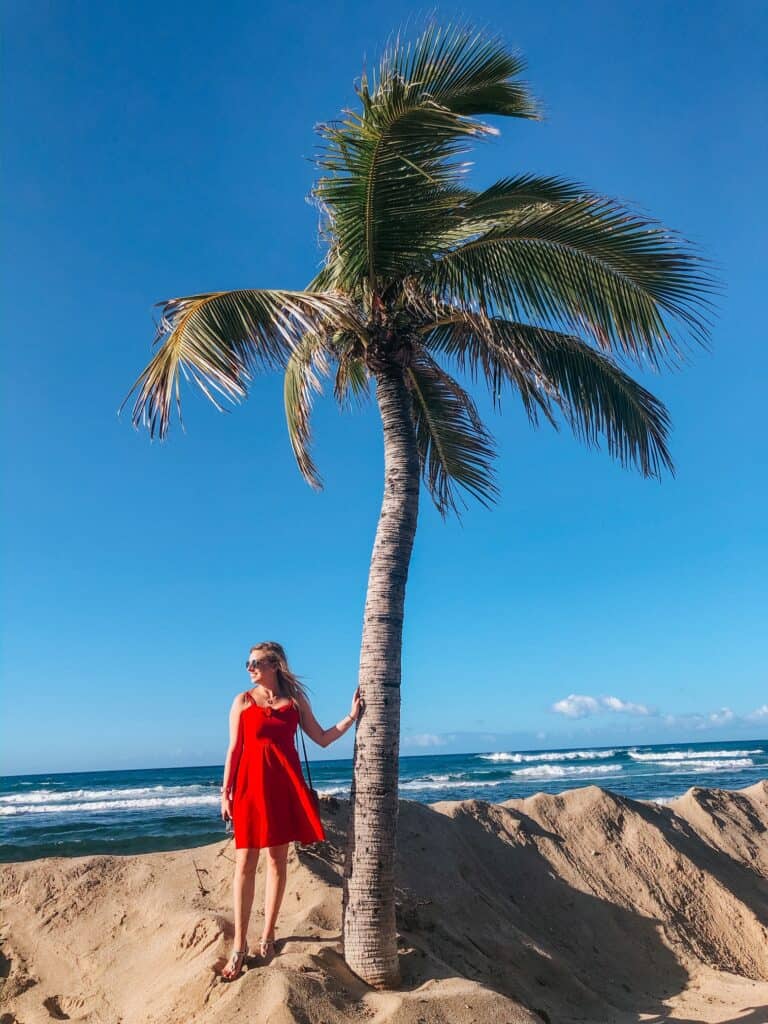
top-left (2, 738), bottom-right (766, 863)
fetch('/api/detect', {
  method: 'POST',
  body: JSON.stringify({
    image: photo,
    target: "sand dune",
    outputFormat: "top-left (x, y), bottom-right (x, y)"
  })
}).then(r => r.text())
top-left (2, 780), bottom-right (767, 1023)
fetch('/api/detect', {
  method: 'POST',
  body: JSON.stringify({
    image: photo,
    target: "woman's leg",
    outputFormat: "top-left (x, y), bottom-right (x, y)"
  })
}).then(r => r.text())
top-left (221, 847), bottom-right (260, 978)
top-left (261, 842), bottom-right (290, 945)
top-left (232, 847), bottom-right (260, 949)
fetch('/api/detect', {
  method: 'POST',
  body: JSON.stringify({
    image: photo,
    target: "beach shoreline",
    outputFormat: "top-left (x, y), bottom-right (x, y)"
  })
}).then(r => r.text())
top-left (4, 738), bottom-right (767, 865)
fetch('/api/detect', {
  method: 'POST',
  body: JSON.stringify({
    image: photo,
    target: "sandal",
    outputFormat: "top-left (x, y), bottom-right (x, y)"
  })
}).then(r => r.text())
top-left (220, 945), bottom-right (249, 981)
top-left (257, 935), bottom-right (276, 961)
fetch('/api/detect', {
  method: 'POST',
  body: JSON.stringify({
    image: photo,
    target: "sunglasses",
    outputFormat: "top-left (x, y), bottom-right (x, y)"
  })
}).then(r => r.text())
top-left (245, 657), bottom-right (274, 671)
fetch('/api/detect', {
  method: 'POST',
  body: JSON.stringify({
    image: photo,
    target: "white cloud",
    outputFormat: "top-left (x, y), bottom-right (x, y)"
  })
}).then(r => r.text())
top-left (658, 705), bottom-right (765, 731)
top-left (601, 696), bottom-right (652, 716)
top-left (665, 707), bottom-right (736, 731)
top-left (707, 707), bottom-right (735, 726)
top-left (402, 733), bottom-right (446, 747)
top-left (551, 694), bottom-right (601, 718)
top-left (551, 694), bottom-right (653, 718)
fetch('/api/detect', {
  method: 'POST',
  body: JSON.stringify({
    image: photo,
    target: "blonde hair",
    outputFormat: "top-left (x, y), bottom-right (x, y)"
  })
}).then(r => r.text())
top-left (249, 641), bottom-right (311, 707)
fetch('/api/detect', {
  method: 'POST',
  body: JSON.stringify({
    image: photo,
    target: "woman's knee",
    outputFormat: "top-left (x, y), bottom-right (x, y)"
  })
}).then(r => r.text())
top-left (265, 843), bottom-right (289, 869)
top-left (234, 848), bottom-right (260, 874)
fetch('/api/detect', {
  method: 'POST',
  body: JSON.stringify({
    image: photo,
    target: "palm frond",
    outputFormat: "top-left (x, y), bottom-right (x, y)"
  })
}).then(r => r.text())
top-left (422, 313), bottom-right (675, 477)
top-left (284, 333), bottom-right (336, 490)
top-left (331, 334), bottom-right (372, 412)
top-left (425, 197), bottom-right (715, 367)
top-left (517, 324), bottom-right (674, 477)
top-left (380, 22), bottom-right (538, 119)
top-left (312, 24), bottom-right (538, 293)
top-left (420, 310), bottom-right (558, 427)
top-left (121, 289), bottom-right (361, 438)
top-left (452, 173), bottom-right (589, 221)
top-left (405, 349), bottom-right (500, 520)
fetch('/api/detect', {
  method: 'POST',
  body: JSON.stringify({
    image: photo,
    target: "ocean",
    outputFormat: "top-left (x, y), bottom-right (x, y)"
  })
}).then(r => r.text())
top-left (2, 738), bottom-right (766, 863)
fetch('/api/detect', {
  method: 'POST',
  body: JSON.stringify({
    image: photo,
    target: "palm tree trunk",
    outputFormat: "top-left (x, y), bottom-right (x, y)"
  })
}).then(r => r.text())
top-left (342, 366), bottom-right (420, 988)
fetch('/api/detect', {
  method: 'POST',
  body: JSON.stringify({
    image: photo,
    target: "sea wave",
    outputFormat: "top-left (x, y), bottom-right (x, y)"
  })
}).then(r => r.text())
top-left (628, 749), bottom-right (762, 762)
top-left (400, 777), bottom-right (506, 791)
top-left (0, 794), bottom-right (219, 816)
top-left (478, 749), bottom-right (616, 764)
top-left (659, 758), bottom-right (754, 771)
top-left (511, 764), bottom-right (623, 779)
top-left (0, 785), bottom-right (208, 805)
top-left (413, 772), bottom-right (468, 783)
top-left (399, 764), bottom-right (624, 789)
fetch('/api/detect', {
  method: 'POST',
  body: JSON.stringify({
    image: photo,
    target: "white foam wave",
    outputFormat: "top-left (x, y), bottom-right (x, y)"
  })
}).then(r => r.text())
top-left (478, 749), bottom-right (616, 764)
top-left (400, 764), bottom-right (623, 788)
top-left (511, 764), bottom-right (623, 779)
top-left (0, 785), bottom-right (202, 805)
top-left (628, 748), bottom-right (762, 762)
top-left (661, 758), bottom-right (754, 771)
top-left (0, 794), bottom-right (219, 816)
top-left (400, 778), bottom-right (506, 791)
top-left (416, 772), bottom-right (468, 782)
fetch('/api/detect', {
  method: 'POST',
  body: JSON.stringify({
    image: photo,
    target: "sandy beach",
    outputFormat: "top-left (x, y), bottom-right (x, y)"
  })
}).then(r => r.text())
top-left (2, 779), bottom-right (767, 1024)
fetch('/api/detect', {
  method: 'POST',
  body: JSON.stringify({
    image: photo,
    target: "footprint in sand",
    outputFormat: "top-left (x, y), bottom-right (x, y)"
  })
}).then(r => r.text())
top-left (43, 993), bottom-right (97, 1020)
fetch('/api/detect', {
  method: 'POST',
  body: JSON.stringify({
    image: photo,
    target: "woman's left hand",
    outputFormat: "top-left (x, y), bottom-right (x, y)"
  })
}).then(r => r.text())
top-left (350, 686), bottom-right (363, 721)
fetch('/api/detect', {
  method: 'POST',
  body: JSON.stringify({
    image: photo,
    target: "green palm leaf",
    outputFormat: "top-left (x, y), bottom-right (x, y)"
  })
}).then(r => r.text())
top-left (313, 24), bottom-right (539, 293)
top-left (419, 309), bottom-right (558, 427)
top-left (423, 313), bottom-right (674, 477)
top-left (405, 349), bottom-right (500, 519)
top-left (331, 334), bottom-right (371, 412)
top-left (516, 325), bottom-right (674, 477)
top-left (426, 197), bottom-right (714, 367)
top-left (283, 329), bottom-right (372, 489)
top-left (121, 289), bottom-right (361, 438)
top-left (284, 333), bottom-right (334, 490)
top-left (455, 174), bottom-right (588, 218)
top-left (380, 23), bottom-right (537, 117)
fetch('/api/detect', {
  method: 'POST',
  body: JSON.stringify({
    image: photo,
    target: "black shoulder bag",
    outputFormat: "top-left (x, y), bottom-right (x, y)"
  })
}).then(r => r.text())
top-left (293, 698), bottom-right (320, 812)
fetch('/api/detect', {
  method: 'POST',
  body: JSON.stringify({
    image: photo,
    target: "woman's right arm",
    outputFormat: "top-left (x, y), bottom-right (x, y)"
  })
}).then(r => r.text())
top-left (220, 694), bottom-right (245, 818)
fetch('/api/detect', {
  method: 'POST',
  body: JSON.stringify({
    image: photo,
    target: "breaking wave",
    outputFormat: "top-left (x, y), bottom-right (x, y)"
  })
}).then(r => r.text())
top-left (511, 764), bottom-right (623, 779)
top-left (478, 749), bottom-right (616, 764)
top-left (628, 749), bottom-right (762, 762)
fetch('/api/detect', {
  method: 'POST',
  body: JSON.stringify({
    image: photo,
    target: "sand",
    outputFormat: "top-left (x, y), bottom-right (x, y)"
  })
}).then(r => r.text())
top-left (2, 779), bottom-right (767, 1024)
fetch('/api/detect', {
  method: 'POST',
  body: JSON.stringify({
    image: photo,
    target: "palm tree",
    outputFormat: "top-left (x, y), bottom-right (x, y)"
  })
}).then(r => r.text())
top-left (123, 24), bottom-right (714, 989)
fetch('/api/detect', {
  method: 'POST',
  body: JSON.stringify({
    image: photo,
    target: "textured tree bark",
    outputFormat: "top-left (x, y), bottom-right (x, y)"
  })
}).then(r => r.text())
top-left (341, 365), bottom-right (420, 988)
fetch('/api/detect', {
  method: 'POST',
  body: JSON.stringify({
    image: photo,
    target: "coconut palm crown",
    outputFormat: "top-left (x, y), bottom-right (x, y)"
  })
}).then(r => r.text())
top-left (123, 25), bottom-right (714, 520)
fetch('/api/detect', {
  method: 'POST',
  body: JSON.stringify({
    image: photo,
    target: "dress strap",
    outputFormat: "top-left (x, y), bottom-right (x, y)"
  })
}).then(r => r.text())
top-left (245, 690), bottom-right (296, 711)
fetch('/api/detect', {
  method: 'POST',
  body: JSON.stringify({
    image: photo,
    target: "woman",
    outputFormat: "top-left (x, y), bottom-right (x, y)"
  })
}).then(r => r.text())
top-left (219, 641), bottom-right (362, 981)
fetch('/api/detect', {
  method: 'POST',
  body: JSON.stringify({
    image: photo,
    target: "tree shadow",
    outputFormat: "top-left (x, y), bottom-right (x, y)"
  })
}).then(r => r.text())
top-left (388, 797), bottom-right (713, 1023)
top-left (295, 791), bottom-right (767, 1022)
top-left (631, 793), bottom-right (768, 931)
top-left (644, 1009), bottom-right (768, 1024)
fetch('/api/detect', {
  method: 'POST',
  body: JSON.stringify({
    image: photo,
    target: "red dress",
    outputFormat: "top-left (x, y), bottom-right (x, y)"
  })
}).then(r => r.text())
top-left (231, 693), bottom-right (326, 849)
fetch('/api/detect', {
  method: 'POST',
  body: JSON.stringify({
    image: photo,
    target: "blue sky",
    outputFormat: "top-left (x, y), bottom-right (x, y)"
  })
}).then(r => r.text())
top-left (2, 1), bottom-right (766, 775)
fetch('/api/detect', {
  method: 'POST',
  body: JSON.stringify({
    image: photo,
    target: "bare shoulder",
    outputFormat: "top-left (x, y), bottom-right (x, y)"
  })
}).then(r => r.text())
top-left (231, 691), bottom-right (251, 714)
